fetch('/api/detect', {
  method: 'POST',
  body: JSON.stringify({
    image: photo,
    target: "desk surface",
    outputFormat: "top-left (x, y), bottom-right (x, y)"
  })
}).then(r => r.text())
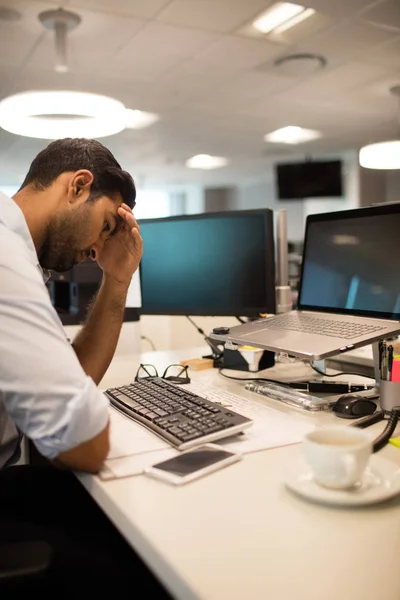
top-left (79, 347), bottom-right (400, 600)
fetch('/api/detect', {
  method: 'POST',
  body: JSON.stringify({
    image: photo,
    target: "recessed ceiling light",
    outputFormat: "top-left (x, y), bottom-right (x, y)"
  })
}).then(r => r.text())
top-left (264, 126), bottom-right (321, 144)
top-left (253, 2), bottom-right (314, 34)
top-left (185, 154), bottom-right (229, 170)
top-left (125, 109), bottom-right (159, 129)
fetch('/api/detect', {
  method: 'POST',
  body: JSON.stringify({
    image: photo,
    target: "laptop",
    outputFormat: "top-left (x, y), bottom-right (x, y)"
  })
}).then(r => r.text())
top-left (209, 203), bottom-right (400, 360)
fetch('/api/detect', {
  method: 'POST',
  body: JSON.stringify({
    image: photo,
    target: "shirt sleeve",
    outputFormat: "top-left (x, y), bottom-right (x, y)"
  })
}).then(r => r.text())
top-left (0, 234), bottom-right (109, 459)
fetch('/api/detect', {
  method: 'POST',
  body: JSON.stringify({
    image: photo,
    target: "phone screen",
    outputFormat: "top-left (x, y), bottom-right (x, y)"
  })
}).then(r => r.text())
top-left (153, 446), bottom-right (235, 477)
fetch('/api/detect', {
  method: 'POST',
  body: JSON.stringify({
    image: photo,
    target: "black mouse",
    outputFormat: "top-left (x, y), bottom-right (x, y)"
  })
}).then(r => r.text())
top-left (332, 394), bottom-right (377, 419)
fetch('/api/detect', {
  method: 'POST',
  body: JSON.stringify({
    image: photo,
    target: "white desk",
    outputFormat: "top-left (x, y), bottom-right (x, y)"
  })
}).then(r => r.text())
top-left (78, 347), bottom-right (400, 600)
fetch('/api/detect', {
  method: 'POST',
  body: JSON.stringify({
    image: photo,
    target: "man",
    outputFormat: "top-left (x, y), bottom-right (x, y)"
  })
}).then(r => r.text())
top-left (0, 138), bottom-right (172, 597)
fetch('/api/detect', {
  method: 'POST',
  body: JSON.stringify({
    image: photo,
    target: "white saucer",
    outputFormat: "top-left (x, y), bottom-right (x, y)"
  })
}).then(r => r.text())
top-left (284, 455), bottom-right (400, 507)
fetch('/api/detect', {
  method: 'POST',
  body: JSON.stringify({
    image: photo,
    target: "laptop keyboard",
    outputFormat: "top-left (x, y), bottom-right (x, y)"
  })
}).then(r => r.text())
top-left (105, 377), bottom-right (253, 450)
top-left (263, 313), bottom-right (385, 339)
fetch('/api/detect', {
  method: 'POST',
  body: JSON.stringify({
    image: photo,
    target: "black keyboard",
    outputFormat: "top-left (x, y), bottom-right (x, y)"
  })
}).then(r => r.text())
top-left (105, 377), bottom-right (253, 450)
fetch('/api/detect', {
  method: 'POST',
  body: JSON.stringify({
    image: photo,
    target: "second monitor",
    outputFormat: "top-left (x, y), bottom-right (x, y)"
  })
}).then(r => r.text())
top-left (138, 209), bottom-right (276, 317)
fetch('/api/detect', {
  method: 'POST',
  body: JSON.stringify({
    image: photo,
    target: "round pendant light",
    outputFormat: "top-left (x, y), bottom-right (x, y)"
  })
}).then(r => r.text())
top-left (359, 140), bottom-right (400, 170)
top-left (0, 91), bottom-right (127, 139)
top-left (359, 86), bottom-right (400, 169)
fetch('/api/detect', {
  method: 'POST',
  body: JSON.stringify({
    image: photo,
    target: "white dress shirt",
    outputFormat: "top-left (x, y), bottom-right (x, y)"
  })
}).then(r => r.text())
top-left (0, 191), bottom-right (109, 468)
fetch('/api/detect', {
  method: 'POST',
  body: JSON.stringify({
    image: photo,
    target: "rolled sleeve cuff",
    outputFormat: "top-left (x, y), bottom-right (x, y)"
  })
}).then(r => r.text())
top-left (33, 378), bottom-right (110, 459)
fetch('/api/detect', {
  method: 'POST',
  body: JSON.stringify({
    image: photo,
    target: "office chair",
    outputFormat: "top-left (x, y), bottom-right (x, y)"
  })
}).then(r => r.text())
top-left (0, 442), bottom-right (54, 592)
top-left (0, 540), bottom-right (53, 589)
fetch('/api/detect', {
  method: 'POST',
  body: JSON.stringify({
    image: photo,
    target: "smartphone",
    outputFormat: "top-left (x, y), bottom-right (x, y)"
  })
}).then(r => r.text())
top-left (144, 444), bottom-right (242, 485)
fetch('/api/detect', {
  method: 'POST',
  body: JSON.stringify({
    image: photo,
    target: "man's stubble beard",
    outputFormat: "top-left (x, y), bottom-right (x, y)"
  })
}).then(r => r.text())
top-left (39, 203), bottom-right (92, 272)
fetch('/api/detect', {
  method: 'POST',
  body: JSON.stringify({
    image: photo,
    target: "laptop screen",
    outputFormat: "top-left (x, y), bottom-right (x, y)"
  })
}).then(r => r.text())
top-left (298, 203), bottom-right (400, 320)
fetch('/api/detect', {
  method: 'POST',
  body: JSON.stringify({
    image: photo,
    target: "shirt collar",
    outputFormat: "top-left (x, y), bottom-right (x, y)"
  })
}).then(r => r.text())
top-left (0, 191), bottom-right (50, 282)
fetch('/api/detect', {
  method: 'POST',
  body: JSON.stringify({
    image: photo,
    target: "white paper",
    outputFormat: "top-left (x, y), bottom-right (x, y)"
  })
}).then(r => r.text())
top-left (101, 382), bottom-right (315, 480)
top-left (107, 408), bottom-right (170, 459)
top-left (184, 382), bottom-right (315, 454)
top-left (100, 448), bottom-right (178, 480)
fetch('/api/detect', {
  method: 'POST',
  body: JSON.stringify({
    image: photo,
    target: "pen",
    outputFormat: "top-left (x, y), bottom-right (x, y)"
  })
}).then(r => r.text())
top-left (388, 345), bottom-right (393, 381)
top-left (289, 381), bottom-right (374, 393)
top-left (381, 342), bottom-right (388, 381)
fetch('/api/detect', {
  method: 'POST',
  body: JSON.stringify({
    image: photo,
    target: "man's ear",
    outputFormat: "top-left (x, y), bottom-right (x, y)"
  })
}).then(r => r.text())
top-left (68, 170), bottom-right (94, 204)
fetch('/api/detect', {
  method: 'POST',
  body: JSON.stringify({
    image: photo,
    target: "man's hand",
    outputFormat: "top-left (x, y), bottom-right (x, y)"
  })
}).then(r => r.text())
top-left (96, 203), bottom-right (143, 286)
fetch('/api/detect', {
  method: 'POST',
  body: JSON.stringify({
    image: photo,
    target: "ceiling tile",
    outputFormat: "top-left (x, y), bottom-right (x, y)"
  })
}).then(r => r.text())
top-left (299, 19), bottom-right (399, 59)
top-left (155, 61), bottom-right (233, 103)
top-left (156, 0), bottom-right (274, 33)
top-left (304, 0), bottom-right (378, 18)
top-left (26, 11), bottom-right (145, 72)
top-left (115, 21), bottom-right (219, 69)
top-left (0, 0), bottom-right (54, 69)
top-left (68, 0), bottom-right (171, 19)
top-left (191, 35), bottom-right (284, 75)
top-left (284, 62), bottom-right (395, 103)
top-left (357, 35), bottom-right (400, 68)
top-left (360, 0), bottom-right (400, 31)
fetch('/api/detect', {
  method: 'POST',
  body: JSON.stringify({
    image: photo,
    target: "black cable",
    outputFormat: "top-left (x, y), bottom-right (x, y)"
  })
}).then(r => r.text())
top-left (141, 335), bottom-right (156, 351)
top-left (236, 316), bottom-right (246, 324)
top-left (218, 368), bottom-right (288, 386)
top-left (309, 361), bottom-right (376, 380)
top-left (185, 316), bottom-right (223, 359)
top-left (351, 410), bottom-right (385, 429)
top-left (186, 315), bottom-right (206, 336)
top-left (372, 408), bottom-right (400, 453)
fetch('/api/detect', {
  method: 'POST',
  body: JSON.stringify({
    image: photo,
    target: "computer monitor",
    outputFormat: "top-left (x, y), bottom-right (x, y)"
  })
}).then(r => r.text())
top-left (299, 202), bottom-right (400, 318)
top-left (138, 209), bottom-right (276, 317)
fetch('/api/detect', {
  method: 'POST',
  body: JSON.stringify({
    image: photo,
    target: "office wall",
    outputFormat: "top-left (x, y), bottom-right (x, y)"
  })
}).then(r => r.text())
top-left (386, 170), bottom-right (400, 203)
top-left (230, 151), bottom-right (360, 242)
top-left (230, 179), bottom-right (305, 241)
top-left (303, 150), bottom-right (360, 219)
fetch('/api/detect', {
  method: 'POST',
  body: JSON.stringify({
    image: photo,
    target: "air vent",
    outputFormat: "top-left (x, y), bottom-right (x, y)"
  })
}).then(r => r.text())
top-left (274, 53), bottom-right (326, 76)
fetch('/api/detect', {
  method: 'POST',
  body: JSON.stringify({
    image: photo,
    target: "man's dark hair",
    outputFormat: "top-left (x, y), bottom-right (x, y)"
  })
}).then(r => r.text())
top-left (19, 138), bottom-right (136, 208)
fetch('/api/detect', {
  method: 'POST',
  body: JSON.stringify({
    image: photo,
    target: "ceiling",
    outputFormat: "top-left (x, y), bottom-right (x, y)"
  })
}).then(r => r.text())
top-left (0, 0), bottom-right (400, 187)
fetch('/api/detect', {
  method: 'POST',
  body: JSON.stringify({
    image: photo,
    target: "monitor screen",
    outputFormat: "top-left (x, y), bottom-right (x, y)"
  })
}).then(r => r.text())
top-left (276, 160), bottom-right (343, 200)
top-left (298, 203), bottom-right (400, 320)
top-left (138, 209), bottom-right (276, 316)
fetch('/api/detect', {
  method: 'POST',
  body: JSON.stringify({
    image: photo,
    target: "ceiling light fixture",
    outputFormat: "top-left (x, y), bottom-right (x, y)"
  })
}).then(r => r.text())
top-left (264, 126), bottom-right (321, 144)
top-left (273, 7), bottom-right (315, 33)
top-left (359, 141), bottom-right (400, 170)
top-left (185, 154), bottom-right (229, 170)
top-left (0, 9), bottom-right (160, 140)
top-left (0, 91), bottom-right (128, 139)
top-left (125, 109), bottom-right (160, 130)
top-left (253, 2), bottom-right (314, 34)
top-left (359, 86), bottom-right (400, 170)
top-left (38, 8), bottom-right (81, 73)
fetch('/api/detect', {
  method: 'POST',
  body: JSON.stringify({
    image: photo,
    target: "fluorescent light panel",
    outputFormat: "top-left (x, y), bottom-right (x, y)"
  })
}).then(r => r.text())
top-left (273, 7), bottom-right (315, 33)
top-left (253, 2), bottom-right (313, 34)
top-left (186, 154), bottom-right (229, 170)
top-left (264, 126), bottom-right (321, 144)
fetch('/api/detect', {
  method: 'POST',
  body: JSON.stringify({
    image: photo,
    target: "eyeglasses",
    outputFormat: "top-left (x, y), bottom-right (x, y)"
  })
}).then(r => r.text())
top-left (134, 363), bottom-right (191, 384)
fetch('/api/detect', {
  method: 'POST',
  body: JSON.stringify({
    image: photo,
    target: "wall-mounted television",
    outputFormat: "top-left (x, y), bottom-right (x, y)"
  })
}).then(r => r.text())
top-left (276, 159), bottom-right (343, 200)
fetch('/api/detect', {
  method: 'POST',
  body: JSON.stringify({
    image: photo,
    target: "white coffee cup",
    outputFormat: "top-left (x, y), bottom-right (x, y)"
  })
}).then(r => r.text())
top-left (303, 426), bottom-right (373, 489)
